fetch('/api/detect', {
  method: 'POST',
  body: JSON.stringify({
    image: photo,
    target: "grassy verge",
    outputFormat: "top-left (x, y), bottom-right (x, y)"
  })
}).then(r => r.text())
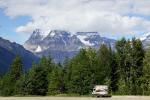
top-left (51, 94), bottom-right (92, 97)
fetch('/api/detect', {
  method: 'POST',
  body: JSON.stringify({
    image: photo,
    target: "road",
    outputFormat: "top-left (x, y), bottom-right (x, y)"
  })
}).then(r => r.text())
top-left (0, 96), bottom-right (150, 100)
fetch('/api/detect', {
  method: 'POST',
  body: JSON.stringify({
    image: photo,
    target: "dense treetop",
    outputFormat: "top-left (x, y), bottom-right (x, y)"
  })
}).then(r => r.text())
top-left (0, 38), bottom-right (150, 96)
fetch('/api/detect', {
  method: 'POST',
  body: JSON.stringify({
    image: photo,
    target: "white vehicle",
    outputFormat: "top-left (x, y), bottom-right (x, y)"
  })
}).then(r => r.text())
top-left (92, 85), bottom-right (109, 97)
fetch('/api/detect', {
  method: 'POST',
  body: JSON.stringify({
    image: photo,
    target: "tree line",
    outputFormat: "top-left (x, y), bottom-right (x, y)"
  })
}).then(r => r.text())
top-left (0, 37), bottom-right (150, 96)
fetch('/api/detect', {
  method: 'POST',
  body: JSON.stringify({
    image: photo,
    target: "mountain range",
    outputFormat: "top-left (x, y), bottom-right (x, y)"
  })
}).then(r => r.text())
top-left (141, 33), bottom-right (150, 49)
top-left (24, 29), bottom-right (116, 62)
top-left (1, 29), bottom-right (150, 73)
top-left (0, 37), bottom-right (39, 73)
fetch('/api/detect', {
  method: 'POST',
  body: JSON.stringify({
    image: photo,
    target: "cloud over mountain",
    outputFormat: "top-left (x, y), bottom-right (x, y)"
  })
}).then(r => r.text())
top-left (1, 0), bottom-right (150, 38)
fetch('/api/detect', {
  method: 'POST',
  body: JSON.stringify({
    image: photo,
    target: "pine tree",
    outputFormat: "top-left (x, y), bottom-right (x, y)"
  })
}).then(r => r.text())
top-left (130, 38), bottom-right (145, 95)
top-left (109, 51), bottom-right (119, 93)
top-left (116, 38), bottom-right (127, 82)
top-left (23, 63), bottom-right (48, 95)
top-left (47, 65), bottom-right (65, 95)
top-left (1, 56), bottom-right (23, 96)
top-left (116, 38), bottom-right (145, 95)
top-left (9, 56), bottom-right (23, 81)
top-left (1, 73), bottom-right (13, 96)
top-left (142, 48), bottom-right (150, 95)
top-left (14, 74), bottom-right (26, 95)
top-left (21, 56), bottom-right (54, 96)
top-left (116, 38), bottom-right (132, 94)
top-left (96, 44), bottom-right (112, 85)
top-left (65, 48), bottom-right (97, 95)
top-left (39, 56), bottom-right (54, 73)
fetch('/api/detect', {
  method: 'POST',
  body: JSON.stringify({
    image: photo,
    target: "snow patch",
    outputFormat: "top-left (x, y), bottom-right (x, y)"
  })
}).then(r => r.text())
top-left (78, 46), bottom-right (83, 50)
top-left (33, 29), bottom-right (50, 39)
top-left (62, 38), bottom-right (67, 46)
top-left (140, 33), bottom-right (150, 41)
top-left (77, 35), bottom-right (94, 46)
top-left (40, 30), bottom-right (51, 39)
top-left (50, 31), bottom-right (56, 37)
top-left (35, 45), bottom-right (42, 52)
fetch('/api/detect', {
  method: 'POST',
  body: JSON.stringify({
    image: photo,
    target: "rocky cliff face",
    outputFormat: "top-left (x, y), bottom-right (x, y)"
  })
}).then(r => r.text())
top-left (141, 33), bottom-right (150, 49)
top-left (24, 29), bottom-right (116, 62)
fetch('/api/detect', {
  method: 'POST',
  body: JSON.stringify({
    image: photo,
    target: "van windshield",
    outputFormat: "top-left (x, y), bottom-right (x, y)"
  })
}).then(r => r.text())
top-left (95, 90), bottom-right (106, 92)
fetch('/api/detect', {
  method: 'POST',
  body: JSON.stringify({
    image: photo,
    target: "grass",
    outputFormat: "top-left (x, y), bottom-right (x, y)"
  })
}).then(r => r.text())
top-left (50, 93), bottom-right (92, 97)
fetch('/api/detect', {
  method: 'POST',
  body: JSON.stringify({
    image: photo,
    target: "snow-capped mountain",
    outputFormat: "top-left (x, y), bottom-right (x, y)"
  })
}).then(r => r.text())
top-left (76, 32), bottom-right (116, 49)
top-left (141, 33), bottom-right (150, 48)
top-left (24, 29), bottom-right (116, 62)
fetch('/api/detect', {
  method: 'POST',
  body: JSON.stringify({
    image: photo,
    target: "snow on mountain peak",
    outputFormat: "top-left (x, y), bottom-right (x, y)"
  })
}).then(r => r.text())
top-left (50, 31), bottom-right (56, 37)
top-left (32, 29), bottom-right (50, 39)
top-left (77, 35), bottom-right (94, 46)
top-left (76, 32), bottom-right (100, 46)
top-left (77, 32), bottom-right (99, 36)
top-left (48, 30), bottom-right (71, 37)
top-left (32, 29), bottom-right (41, 36)
top-left (140, 32), bottom-right (150, 41)
top-left (35, 45), bottom-right (42, 52)
top-left (24, 29), bottom-right (116, 62)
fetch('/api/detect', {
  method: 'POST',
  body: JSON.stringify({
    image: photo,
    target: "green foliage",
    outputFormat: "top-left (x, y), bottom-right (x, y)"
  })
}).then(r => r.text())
top-left (116, 38), bottom-right (132, 94)
top-left (47, 64), bottom-right (65, 95)
top-left (9, 56), bottom-right (23, 81)
top-left (0, 74), bottom-right (13, 96)
top-left (14, 74), bottom-right (26, 95)
top-left (142, 48), bottom-right (150, 95)
top-left (109, 51), bottom-right (119, 93)
top-left (25, 65), bottom-right (48, 95)
top-left (1, 37), bottom-right (150, 96)
top-left (65, 48), bottom-right (97, 95)
top-left (0, 56), bottom-right (23, 96)
top-left (130, 38), bottom-right (145, 95)
top-left (116, 38), bottom-right (145, 95)
top-left (21, 57), bottom-right (54, 96)
top-left (96, 44), bottom-right (112, 84)
top-left (39, 56), bottom-right (54, 73)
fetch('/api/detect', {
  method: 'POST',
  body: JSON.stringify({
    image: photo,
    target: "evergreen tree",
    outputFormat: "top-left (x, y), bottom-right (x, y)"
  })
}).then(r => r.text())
top-left (130, 38), bottom-right (145, 95)
top-left (22, 57), bottom-right (54, 96)
top-left (1, 74), bottom-right (13, 96)
top-left (9, 56), bottom-right (23, 81)
top-left (116, 38), bottom-right (145, 95)
top-left (142, 48), bottom-right (150, 95)
top-left (116, 38), bottom-right (127, 81)
top-left (1, 56), bottom-right (23, 96)
top-left (96, 44), bottom-right (112, 85)
top-left (116, 38), bottom-right (132, 94)
top-left (47, 64), bottom-right (65, 95)
top-left (14, 74), bottom-right (26, 95)
top-left (39, 56), bottom-right (54, 73)
top-left (23, 63), bottom-right (48, 95)
top-left (0, 37), bottom-right (147, 96)
top-left (109, 51), bottom-right (119, 93)
top-left (66, 48), bottom-right (97, 95)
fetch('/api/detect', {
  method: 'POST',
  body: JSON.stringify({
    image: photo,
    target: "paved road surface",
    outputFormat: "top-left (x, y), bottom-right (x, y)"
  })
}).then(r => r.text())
top-left (0, 96), bottom-right (150, 100)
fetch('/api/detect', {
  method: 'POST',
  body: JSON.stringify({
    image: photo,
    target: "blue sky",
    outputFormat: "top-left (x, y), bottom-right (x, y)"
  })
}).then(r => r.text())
top-left (0, 9), bottom-right (31, 44)
top-left (0, 0), bottom-right (150, 44)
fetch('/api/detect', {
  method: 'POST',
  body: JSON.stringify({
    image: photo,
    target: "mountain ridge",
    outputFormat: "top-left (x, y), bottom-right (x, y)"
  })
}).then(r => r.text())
top-left (24, 29), bottom-right (116, 62)
top-left (0, 37), bottom-right (39, 73)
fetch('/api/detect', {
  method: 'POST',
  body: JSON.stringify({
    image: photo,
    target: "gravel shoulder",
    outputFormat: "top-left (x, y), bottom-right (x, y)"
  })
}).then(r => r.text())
top-left (0, 96), bottom-right (150, 100)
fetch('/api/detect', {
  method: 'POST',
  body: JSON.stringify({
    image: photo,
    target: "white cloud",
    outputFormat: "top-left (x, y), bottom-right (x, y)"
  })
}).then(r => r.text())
top-left (1, 0), bottom-right (150, 38)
